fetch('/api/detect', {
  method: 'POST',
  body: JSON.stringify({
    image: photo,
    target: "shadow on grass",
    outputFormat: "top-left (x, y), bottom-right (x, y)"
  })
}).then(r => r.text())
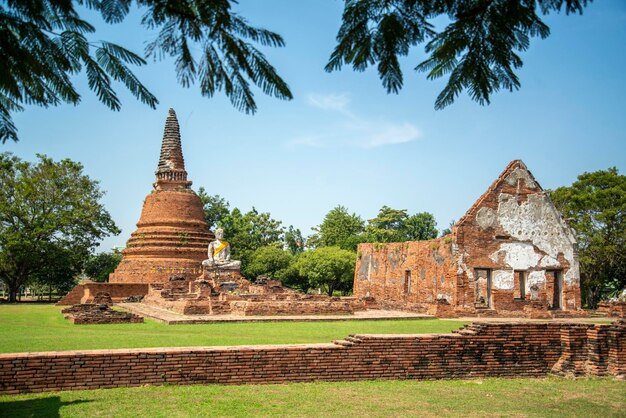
top-left (0, 396), bottom-right (91, 417)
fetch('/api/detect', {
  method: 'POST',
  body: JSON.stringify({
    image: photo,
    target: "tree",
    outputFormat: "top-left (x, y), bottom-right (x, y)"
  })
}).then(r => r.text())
top-left (219, 207), bottom-right (284, 276)
top-left (0, 153), bottom-right (119, 302)
top-left (83, 250), bottom-right (123, 283)
top-left (296, 247), bottom-right (356, 296)
top-left (284, 225), bottom-right (305, 255)
top-left (246, 246), bottom-right (293, 281)
top-left (366, 206), bottom-right (409, 243)
top-left (550, 167), bottom-right (626, 308)
top-left (31, 246), bottom-right (81, 299)
top-left (327, 0), bottom-right (591, 109)
top-left (1, 0), bottom-right (292, 143)
top-left (366, 206), bottom-right (438, 242)
top-left (405, 212), bottom-right (438, 241)
top-left (309, 205), bottom-right (365, 251)
top-left (197, 189), bottom-right (230, 230)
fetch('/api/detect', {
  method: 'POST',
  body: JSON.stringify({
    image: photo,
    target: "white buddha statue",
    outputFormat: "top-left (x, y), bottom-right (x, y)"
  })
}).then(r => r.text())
top-left (202, 228), bottom-right (241, 270)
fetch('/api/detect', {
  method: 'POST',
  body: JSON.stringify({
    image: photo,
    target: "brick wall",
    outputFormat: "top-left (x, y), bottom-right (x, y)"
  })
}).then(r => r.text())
top-left (57, 284), bottom-right (149, 306)
top-left (1, 322), bottom-right (623, 395)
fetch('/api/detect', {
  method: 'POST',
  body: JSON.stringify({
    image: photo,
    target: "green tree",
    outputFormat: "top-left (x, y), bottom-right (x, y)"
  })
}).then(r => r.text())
top-left (309, 205), bottom-right (365, 250)
top-left (246, 246), bottom-right (293, 280)
top-left (31, 246), bottom-right (81, 299)
top-left (219, 207), bottom-right (284, 275)
top-left (550, 167), bottom-right (626, 308)
top-left (405, 212), bottom-right (438, 241)
top-left (296, 247), bottom-right (356, 296)
top-left (366, 206), bottom-right (409, 243)
top-left (197, 189), bottom-right (230, 229)
top-left (1, 0), bottom-right (292, 143)
top-left (366, 206), bottom-right (438, 242)
top-left (327, 0), bottom-right (591, 109)
top-left (0, 153), bottom-right (119, 302)
top-left (284, 225), bottom-right (305, 255)
top-left (83, 250), bottom-right (123, 283)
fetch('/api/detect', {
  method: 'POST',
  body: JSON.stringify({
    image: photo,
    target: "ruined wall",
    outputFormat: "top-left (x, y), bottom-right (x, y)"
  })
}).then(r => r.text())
top-left (1, 322), bottom-right (623, 395)
top-left (455, 161), bottom-right (581, 312)
top-left (57, 283), bottom-right (149, 306)
top-left (354, 161), bottom-right (582, 316)
top-left (354, 238), bottom-right (458, 311)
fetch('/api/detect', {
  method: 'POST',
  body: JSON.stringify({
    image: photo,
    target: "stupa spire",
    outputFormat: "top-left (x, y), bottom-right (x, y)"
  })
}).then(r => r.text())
top-left (154, 108), bottom-right (191, 190)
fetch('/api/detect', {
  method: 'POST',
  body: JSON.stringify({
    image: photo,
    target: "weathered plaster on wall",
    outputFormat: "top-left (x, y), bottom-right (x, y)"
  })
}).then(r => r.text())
top-left (527, 270), bottom-right (547, 292)
top-left (505, 168), bottom-right (536, 188)
top-left (497, 193), bottom-right (578, 284)
top-left (490, 242), bottom-right (541, 270)
top-left (476, 207), bottom-right (497, 229)
top-left (493, 270), bottom-right (514, 290)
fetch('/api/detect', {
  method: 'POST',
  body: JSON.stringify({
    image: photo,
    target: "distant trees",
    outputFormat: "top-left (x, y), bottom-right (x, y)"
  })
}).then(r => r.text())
top-left (551, 167), bottom-right (626, 308)
top-left (366, 206), bottom-right (437, 243)
top-left (196, 188), bottom-right (441, 295)
top-left (83, 250), bottom-right (123, 283)
top-left (0, 153), bottom-right (119, 302)
top-left (295, 247), bottom-right (356, 296)
top-left (309, 205), bottom-right (365, 251)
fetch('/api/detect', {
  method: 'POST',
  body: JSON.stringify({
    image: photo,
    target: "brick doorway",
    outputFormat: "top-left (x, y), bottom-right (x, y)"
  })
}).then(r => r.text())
top-left (474, 269), bottom-right (491, 308)
top-left (548, 270), bottom-right (563, 310)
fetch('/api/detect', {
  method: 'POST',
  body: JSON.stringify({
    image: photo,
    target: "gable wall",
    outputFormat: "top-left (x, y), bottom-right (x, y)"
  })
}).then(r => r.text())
top-left (455, 164), bottom-right (581, 312)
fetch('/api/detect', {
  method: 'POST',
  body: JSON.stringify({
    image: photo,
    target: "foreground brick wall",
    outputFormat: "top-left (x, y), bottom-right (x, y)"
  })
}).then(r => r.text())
top-left (1, 322), bottom-right (623, 395)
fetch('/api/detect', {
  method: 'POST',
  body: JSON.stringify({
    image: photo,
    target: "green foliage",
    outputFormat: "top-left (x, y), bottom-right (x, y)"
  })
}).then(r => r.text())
top-left (309, 205), bottom-right (365, 251)
top-left (550, 167), bottom-right (626, 308)
top-left (219, 207), bottom-right (284, 276)
top-left (296, 247), bottom-right (356, 296)
top-left (0, 153), bottom-right (119, 301)
top-left (0, 0), bottom-right (292, 143)
top-left (246, 246), bottom-right (293, 281)
top-left (366, 206), bottom-right (437, 243)
top-left (327, 0), bottom-right (591, 109)
top-left (83, 250), bottom-right (123, 283)
top-left (284, 225), bottom-right (305, 255)
top-left (197, 189), bottom-right (230, 229)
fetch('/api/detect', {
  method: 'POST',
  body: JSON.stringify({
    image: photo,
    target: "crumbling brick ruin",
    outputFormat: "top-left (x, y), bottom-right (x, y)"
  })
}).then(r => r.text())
top-left (142, 276), bottom-right (365, 316)
top-left (61, 304), bottom-right (144, 325)
top-left (354, 160), bottom-right (583, 318)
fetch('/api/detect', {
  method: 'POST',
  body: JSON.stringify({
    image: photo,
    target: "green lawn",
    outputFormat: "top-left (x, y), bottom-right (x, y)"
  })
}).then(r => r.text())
top-left (0, 304), bottom-right (467, 353)
top-left (1, 377), bottom-right (624, 417)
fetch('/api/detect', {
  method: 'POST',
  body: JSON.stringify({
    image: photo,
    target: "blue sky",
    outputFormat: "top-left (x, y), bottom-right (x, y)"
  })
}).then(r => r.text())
top-left (5, 0), bottom-right (626, 251)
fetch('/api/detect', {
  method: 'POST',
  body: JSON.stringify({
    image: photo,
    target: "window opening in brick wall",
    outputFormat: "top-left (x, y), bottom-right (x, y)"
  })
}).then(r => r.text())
top-left (474, 268), bottom-right (491, 308)
top-left (515, 271), bottom-right (526, 300)
top-left (404, 270), bottom-right (411, 295)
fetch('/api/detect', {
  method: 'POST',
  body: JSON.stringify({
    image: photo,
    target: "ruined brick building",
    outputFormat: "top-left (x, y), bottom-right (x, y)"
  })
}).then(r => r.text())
top-left (354, 160), bottom-right (582, 317)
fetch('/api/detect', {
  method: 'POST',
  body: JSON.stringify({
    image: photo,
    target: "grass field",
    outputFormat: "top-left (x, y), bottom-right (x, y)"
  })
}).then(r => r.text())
top-left (1, 377), bottom-right (624, 417)
top-left (0, 304), bottom-right (467, 353)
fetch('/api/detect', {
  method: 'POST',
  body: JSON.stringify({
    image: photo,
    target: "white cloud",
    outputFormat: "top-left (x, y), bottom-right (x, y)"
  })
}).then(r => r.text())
top-left (287, 92), bottom-right (422, 149)
top-left (362, 123), bottom-right (421, 148)
top-left (307, 93), bottom-right (351, 112)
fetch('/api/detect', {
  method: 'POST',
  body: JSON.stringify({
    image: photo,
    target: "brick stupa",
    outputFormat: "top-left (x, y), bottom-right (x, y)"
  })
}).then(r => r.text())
top-left (109, 109), bottom-right (213, 284)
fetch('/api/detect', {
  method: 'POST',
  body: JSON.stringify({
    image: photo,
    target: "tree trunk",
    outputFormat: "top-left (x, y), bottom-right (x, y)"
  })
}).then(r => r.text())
top-left (8, 288), bottom-right (17, 303)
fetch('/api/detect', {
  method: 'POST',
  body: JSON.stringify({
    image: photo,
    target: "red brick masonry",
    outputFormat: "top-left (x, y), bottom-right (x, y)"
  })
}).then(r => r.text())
top-left (0, 322), bottom-right (623, 394)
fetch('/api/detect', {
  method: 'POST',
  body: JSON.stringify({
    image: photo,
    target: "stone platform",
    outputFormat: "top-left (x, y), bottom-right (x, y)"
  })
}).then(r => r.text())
top-left (118, 303), bottom-right (432, 324)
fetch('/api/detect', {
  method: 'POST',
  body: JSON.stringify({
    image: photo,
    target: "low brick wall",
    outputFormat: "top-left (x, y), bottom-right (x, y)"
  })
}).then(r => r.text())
top-left (57, 283), bottom-right (150, 306)
top-left (0, 322), bottom-right (623, 394)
